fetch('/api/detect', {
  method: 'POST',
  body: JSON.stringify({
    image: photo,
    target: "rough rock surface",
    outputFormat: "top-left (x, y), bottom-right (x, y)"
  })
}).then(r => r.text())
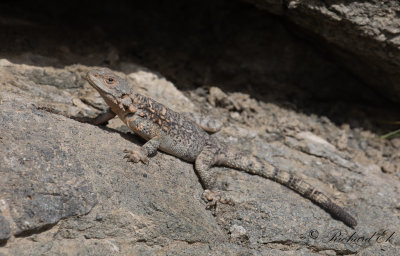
top-left (0, 97), bottom-right (98, 238)
top-left (245, 0), bottom-right (400, 102)
top-left (0, 61), bottom-right (399, 255)
top-left (0, 0), bottom-right (399, 255)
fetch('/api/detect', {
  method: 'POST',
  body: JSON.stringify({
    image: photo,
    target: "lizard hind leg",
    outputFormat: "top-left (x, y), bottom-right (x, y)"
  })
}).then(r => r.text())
top-left (195, 144), bottom-right (234, 207)
top-left (182, 112), bottom-right (223, 133)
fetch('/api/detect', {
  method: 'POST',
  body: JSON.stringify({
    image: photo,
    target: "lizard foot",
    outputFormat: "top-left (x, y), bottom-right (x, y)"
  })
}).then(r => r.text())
top-left (123, 149), bottom-right (149, 164)
top-left (202, 189), bottom-right (234, 208)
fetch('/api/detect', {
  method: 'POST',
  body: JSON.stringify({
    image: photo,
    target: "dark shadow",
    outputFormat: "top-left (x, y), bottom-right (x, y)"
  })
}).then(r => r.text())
top-left (14, 222), bottom-right (57, 238)
top-left (37, 105), bottom-right (148, 147)
top-left (0, 0), bottom-right (399, 134)
top-left (68, 112), bottom-right (148, 146)
top-left (0, 239), bottom-right (7, 247)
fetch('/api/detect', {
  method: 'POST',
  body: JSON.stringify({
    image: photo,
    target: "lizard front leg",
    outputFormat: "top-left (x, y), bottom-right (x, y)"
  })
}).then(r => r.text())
top-left (91, 108), bottom-right (116, 125)
top-left (124, 136), bottom-right (162, 164)
top-left (72, 107), bottom-right (116, 125)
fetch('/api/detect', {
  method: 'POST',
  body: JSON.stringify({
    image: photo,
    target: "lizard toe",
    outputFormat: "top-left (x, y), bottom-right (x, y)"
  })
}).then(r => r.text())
top-left (124, 149), bottom-right (149, 164)
top-left (141, 156), bottom-right (149, 164)
top-left (202, 189), bottom-right (234, 208)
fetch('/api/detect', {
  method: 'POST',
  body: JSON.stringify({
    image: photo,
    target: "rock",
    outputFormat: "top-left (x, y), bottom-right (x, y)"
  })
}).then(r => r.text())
top-left (0, 94), bottom-right (98, 237)
top-left (0, 92), bottom-right (223, 255)
top-left (245, 0), bottom-right (400, 102)
top-left (0, 214), bottom-right (11, 241)
top-left (0, 62), bottom-right (399, 255)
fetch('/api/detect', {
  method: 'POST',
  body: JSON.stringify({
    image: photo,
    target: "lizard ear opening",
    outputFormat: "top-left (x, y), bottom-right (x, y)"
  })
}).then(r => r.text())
top-left (104, 76), bottom-right (117, 87)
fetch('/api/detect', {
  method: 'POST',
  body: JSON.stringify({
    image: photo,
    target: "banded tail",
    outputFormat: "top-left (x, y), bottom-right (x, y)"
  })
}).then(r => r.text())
top-left (215, 151), bottom-right (357, 227)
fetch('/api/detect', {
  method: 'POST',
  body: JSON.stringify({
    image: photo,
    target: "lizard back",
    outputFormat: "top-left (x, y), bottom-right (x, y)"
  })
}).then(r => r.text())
top-left (125, 93), bottom-right (210, 161)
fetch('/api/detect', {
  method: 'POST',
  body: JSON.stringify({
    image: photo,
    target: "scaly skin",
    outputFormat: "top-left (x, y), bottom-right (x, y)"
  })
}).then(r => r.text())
top-left (86, 68), bottom-right (357, 228)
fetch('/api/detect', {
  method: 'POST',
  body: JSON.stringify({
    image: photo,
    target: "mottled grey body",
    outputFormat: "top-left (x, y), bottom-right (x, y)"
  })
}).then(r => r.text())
top-left (125, 93), bottom-right (210, 161)
top-left (86, 68), bottom-right (357, 228)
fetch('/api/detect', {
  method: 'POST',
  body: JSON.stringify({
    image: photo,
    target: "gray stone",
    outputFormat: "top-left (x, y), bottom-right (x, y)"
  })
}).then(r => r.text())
top-left (0, 96), bottom-right (98, 237)
top-left (0, 62), bottom-right (399, 255)
top-left (245, 0), bottom-right (400, 102)
top-left (0, 215), bottom-right (11, 241)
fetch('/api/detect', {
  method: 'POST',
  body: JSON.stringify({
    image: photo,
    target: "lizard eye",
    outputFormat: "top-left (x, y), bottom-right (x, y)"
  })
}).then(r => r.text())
top-left (104, 76), bottom-right (117, 86)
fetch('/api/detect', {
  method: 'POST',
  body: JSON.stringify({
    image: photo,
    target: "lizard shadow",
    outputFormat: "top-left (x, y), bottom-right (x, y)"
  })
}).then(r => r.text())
top-left (69, 114), bottom-right (149, 150)
top-left (91, 122), bottom-right (148, 147)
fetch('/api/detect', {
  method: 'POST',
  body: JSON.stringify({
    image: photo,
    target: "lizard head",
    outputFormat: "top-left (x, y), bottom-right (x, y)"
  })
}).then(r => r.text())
top-left (86, 68), bottom-right (132, 102)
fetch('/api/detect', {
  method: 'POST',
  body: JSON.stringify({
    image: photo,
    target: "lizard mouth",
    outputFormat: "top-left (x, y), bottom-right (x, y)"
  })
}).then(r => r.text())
top-left (86, 72), bottom-right (96, 86)
top-left (86, 72), bottom-right (104, 93)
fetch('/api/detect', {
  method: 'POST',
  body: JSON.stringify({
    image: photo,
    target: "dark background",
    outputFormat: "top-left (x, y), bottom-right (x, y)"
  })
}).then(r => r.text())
top-left (0, 0), bottom-right (399, 133)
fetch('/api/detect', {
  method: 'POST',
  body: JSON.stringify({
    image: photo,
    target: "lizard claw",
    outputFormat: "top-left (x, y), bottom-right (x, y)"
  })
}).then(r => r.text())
top-left (202, 189), bottom-right (234, 208)
top-left (142, 157), bottom-right (149, 165)
top-left (124, 149), bottom-right (149, 164)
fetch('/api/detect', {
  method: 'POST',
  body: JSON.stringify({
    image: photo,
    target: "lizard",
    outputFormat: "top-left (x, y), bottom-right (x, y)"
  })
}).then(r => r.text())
top-left (86, 67), bottom-right (357, 228)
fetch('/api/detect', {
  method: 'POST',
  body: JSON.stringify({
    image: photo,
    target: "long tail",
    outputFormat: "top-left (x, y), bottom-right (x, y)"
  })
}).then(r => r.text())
top-left (215, 151), bottom-right (357, 227)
